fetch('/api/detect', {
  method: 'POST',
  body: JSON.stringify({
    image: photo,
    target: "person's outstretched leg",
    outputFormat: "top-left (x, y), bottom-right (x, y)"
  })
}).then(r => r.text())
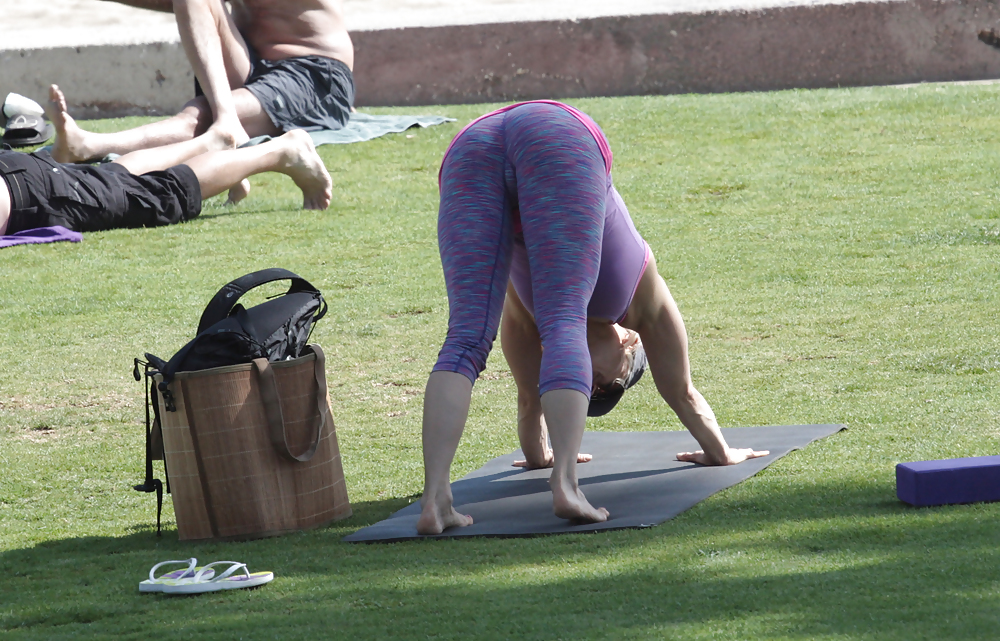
top-left (51, 0), bottom-right (254, 163)
top-left (504, 102), bottom-right (610, 523)
top-left (111, 121), bottom-right (237, 176)
top-left (0, 174), bottom-right (10, 236)
top-left (109, 128), bottom-right (332, 211)
top-left (178, 129), bottom-right (331, 209)
top-left (49, 85), bottom-right (211, 164)
top-left (418, 114), bottom-right (512, 534)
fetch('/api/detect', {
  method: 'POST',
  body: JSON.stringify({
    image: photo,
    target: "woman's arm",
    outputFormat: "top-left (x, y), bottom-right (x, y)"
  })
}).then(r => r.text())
top-left (501, 283), bottom-right (594, 468)
top-left (621, 253), bottom-right (768, 465)
top-left (500, 282), bottom-right (551, 468)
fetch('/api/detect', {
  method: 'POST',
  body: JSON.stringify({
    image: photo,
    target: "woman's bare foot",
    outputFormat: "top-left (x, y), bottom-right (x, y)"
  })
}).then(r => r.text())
top-left (46, 85), bottom-right (97, 164)
top-left (416, 494), bottom-right (473, 535)
top-left (550, 476), bottom-right (609, 523)
top-left (226, 179), bottom-right (251, 206)
top-left (277, 130), bottom-right (332, 210)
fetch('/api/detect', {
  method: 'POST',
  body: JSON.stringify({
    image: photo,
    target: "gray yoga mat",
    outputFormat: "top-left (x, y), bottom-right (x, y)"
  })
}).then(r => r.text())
top-left (343, 424), bottom-right (845, 542)
top-left (309, 113), bottom-right (456, 145)
top-left (239, 113), bottom-right (456, 149)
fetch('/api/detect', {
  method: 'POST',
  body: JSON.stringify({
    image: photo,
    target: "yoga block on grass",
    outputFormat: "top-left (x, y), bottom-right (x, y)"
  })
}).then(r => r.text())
top-left (896, 456), bottom-right (1000, 507)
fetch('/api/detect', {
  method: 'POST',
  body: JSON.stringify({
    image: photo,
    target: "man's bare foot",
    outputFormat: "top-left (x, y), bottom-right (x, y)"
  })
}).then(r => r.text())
top-left (213, 113), bottom-right (250, 149)
top-left (416, 495), bottom-right (473, 535)
top-left (226, 179), bottom-right (251, 206)
top-left (550, 476), bottom-right (609, 523)
top-left (201, 122), bottom-right (241, 152)
top-left (279, 130), bottom-right (332, 210)
top-left (47, 85), bottom-right (96, 163)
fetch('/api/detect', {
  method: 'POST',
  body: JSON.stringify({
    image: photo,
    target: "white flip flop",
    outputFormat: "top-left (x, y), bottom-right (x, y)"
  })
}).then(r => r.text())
top-left (161, 561), bottom-right (274, 595)
top-left (138, 558), bottom-right (216, 593)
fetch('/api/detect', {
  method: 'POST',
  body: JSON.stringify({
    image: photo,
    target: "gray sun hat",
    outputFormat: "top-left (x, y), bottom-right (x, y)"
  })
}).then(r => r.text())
top-left (2, 114), bottom-right (54, 148)
top-left (587, 340), bottom-right (647, 417)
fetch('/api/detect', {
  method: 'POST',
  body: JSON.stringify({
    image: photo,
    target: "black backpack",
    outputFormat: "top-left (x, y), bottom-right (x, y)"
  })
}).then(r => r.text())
top-left (147, 268), bottom-right (327, 406)
top-left (133, 268), bottom-right (327, 532)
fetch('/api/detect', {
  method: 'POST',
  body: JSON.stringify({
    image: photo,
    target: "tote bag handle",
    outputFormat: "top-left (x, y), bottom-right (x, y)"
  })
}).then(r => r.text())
top-left (253, 345), bottom-right (329, 462)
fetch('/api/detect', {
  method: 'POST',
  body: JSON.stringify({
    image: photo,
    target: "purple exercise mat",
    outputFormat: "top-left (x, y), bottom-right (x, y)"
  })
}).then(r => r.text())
top-left (344, 424), bottom-right (845, 542)
top-left (0, 226), bottom-right (82, 248)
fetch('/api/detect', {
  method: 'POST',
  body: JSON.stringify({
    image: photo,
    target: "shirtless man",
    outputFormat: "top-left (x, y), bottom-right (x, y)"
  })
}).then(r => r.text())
top-left (51, 0), bottom-right (354, 164)
top-left (1, 85), bottom-right (332, 237)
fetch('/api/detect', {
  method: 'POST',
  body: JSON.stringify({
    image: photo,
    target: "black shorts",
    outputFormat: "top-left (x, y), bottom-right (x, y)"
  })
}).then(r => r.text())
top-left (0, 151), bottom-right (202, 234)
top-left (197, 49), bottom-right (354, 133)
top-left (247, 56), bottom-right (354, 133)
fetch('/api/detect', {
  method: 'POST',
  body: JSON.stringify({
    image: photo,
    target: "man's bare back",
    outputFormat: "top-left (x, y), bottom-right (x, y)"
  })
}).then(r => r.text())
top-left (109, 0), bottom-right (353, 67)
top-left (230, 0), bottom-right (353, 67)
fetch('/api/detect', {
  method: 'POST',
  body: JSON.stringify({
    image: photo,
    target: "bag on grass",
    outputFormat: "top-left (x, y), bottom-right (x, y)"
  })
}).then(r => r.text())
top-left (153, 345), bottom-right (352, 540)
top-left (133, 268), bottom-right (350, 538)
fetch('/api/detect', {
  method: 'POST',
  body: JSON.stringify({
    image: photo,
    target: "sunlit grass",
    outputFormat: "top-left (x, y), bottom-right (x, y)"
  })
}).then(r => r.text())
top-left (1, 83), bottom-right (999, 639)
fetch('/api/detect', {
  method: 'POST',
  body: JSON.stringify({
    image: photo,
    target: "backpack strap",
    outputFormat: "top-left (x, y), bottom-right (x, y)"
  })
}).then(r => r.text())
top-left (132, 358), bottom-right (164, 535)
top-left (196, 268), bottom-right (321, 335)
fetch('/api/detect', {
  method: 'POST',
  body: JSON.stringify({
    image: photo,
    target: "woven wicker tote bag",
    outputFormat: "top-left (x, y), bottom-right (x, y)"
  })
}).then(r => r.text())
top-left (156, 344), bottom-right (351, 540)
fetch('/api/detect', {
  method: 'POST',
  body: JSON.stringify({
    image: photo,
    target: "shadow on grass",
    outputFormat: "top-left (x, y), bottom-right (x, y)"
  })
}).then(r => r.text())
top-left (2, 479), bottom-right (997, 639)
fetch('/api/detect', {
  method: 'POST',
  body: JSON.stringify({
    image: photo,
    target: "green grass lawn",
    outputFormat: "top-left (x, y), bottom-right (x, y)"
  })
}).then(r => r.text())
top-left (2, 83), bottom-right (999, 640)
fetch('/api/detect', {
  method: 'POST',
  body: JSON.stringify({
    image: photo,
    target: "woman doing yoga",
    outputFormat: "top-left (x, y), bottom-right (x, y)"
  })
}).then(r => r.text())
top-left (418, 101), bottom-right (768, 535)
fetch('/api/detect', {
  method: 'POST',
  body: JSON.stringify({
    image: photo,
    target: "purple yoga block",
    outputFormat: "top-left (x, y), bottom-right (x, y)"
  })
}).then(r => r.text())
top-left (896, 456), bottom-right (1000, 507)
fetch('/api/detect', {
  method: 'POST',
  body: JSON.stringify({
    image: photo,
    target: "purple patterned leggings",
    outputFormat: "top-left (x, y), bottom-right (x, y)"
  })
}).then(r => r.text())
top-left (433, 102), bottom-right (608, 397)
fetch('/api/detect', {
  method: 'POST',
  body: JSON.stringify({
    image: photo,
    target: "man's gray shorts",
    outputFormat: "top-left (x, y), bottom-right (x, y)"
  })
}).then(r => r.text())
top-left (245, 55), bottom-right (355, 133)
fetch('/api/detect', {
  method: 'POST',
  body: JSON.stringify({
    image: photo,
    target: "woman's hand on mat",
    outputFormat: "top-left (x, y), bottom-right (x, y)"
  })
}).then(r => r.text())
top-left (676, 448), bottom-right (770, 466)
top-left (513, 453), bottom-right (593, 469)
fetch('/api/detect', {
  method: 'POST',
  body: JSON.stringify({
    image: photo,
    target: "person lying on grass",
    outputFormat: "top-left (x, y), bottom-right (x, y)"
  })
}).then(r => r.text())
top-left (0, 85), bottom-right (332, 237)
top-left (418, 100), bottom-right (769, 535)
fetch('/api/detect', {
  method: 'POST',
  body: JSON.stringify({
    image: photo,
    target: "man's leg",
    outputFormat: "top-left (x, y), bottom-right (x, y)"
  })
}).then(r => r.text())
top-left (50, 89), bottom-right (276, 165)
top-left (179, 130), bottom-right (332, 209)
top-left (0, 174), bottom-right (10, 235)
top-left (111, 124), bottom-right (237, 176)
top-left (50, 85), bottom-right (207, 164)
top-left (113, 128), bottom-right (329, 210)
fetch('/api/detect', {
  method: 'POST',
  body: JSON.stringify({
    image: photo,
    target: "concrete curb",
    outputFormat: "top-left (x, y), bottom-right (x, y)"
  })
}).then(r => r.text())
top-left (1, 44), bottom-right (192, 118)
top-left (2, 0), bottom-right (999, 117)
top-left (352, 0), bottom-right (1000, 105)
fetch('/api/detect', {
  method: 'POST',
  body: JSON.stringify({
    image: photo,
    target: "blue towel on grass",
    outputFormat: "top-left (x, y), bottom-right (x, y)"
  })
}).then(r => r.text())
top-left (243, 113), bottom-right (456, 148)
top-left (311, 112), bottom-right (456, 145)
